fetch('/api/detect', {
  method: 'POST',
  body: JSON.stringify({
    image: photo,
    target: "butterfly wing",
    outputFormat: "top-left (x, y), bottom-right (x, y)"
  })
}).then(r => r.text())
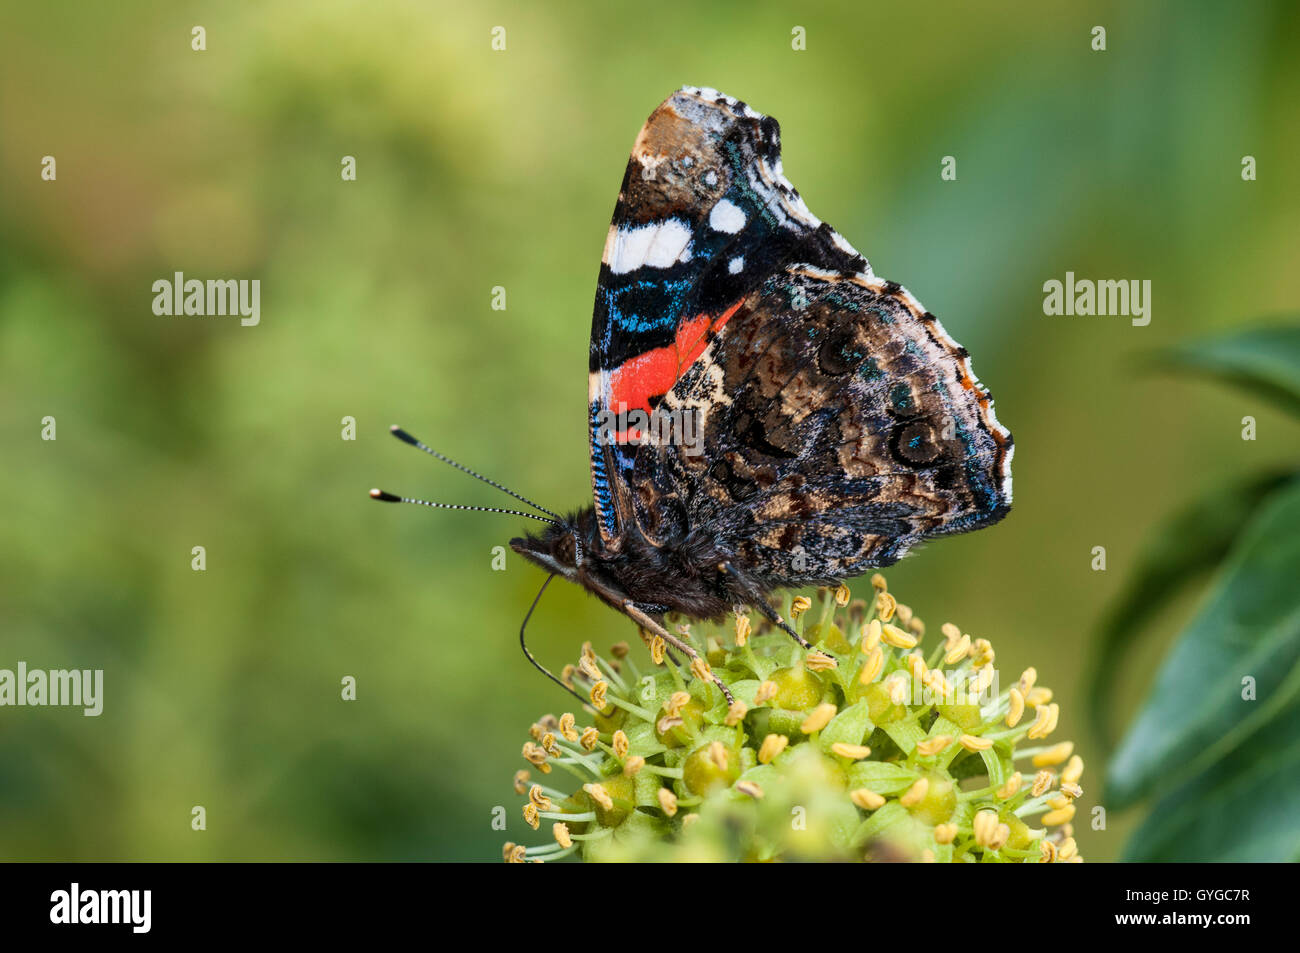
top-left (587, 87), bottom-right (867, 549)
top-left (589, 88), bottom-right (1012, 579)
top-left (638, 267), bottom-right (1013, 584)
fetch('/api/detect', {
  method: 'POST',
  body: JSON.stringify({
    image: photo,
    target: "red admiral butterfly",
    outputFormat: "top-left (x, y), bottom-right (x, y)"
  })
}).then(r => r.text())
top-left (373, 88), bottom-right (1012, 705)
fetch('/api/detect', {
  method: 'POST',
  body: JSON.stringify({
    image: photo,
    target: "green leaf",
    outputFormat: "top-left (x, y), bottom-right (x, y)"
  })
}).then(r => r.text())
top-left (1105, 479), bottom-right (1300, 810)
top-left (845, 761), bottom-right (916, 795)
top-left (818, 701), bottom-right (874, 755)
top-left (1086, 471), bottom-right (1296, 744)
top-left (1150, 322), bottom-right (1300, 417)
top-left (1122, 693), bottom-right (1300, 861)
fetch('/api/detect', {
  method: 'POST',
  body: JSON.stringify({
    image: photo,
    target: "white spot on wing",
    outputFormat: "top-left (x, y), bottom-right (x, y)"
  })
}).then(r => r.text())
top-left (607, 219), bottom-right (692, 274)
top-left (709, 199), bottom-right (745, 233)
top-left (728, 256), bottom-right (744, 274)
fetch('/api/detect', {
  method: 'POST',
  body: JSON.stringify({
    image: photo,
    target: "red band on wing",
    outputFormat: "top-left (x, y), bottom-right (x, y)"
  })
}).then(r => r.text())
top-left (608, 299), bottom-right (744, 413)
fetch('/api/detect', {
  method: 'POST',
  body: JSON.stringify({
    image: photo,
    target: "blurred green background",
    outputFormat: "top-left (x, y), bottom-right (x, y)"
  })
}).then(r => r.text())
top-left (2, 0), bottom-right (1297, 861)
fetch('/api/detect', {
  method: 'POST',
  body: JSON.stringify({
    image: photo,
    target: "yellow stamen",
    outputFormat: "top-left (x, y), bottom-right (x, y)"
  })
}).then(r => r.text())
top-left (973, 809), bottom-right (999, 847)
top-left (1026, 686), bottom-right (1053, 706)
top-left (1032, 740), bottom-right (1074, 767)
top-left (735, 613), bottom-right (751, 646)
top-left (558, 712), bottom-right (579, 742)
top-left (709, 741), bottom-right (729, 770)
top-left (944, 634), bottom-right (972, 665)
top-left (861, 619), bottom-right (883, 652)
top-left (859, 645), bottom-right (884, 684)
top-left (725, 700), bottom-right (747, 726)
top-left (959, 733), bottom-right (993, 752)
top-left (1061, 755), bottom-right (1084, 786)
top-left (1006, 688), bottom-right (1025, 728)
top-left (624, 755), bottom-right (645, 777)
top-left (850, 788), bottom-right (886, 810)
top-left (541, 732), bottom-right (561, 757)
top-left (578, 654), bottom-right (602, 681)
top-left (1039, 840), bottom-right (1057, 863)
top-left (830, 742), bottom-right (872, 760)
top-left (1059, 837), bottom-right (1078, 860)
top-left (650, 635), bottom-right (666, 664)
top-left (589, 681), bottom-right (608, 710)
top-left (990, 823), bottom-right (1011, 851)
top-left (657, 787), bottom-right (678, 817)
top-left (934, 823), bottom-right (958, 844)
top-left (834, 584), bottom-right (851, 607)
top-left (1061, 781), bottom-right (1083, 799)
top-left (924, 667), bottom-right (952, 697)
top-left (553, 822), bottom-right (572, 849)
top-left (513, 770), bottom-right (531, 795)
top-left (1018, 667), bottom-right (1037, 695)
top-left (800, 702), bottom-right (837, 734)
top-left (875, 591), bottom-right (897, 622)
top-left (1032, 770), bottom-right (1055, 797)
top-left (1042, 803), bottom-right (1076, 826)
top-left (754, 680), bottom-right (779, 704)
top-left (806, 651), bottom-right (836, 671)
top-left (885, 672), bottom-right (909, 705)
top-left (895, 603), bottom-right (913, 627)
top-left (916, 734), bottom-right (953, 757)
top-left (579, 726), bottom-right (599, 751)
top-left (969, 665), bottom-right (995, 695)
top-left (1025, 703), bottom-right (1058, 740)
top-left (759, 734), bottom-right (789, 764)
top-left (583, 782), bottom-right (614, 812)
top-left (996, 772), bottom-right (1023, 799)
top-left (612, 729), bottom-right (629, 759)
top-left (736, 780), bottom-right (764, 799)
top-left (663, 691), bottom-right (691, 717)
top-left (689, 657), bottom-right (712, 683)
top-left (790, 595), bottom-right (813, 618)
top-left (656, 715), bottom-right (683, 735)
top-left (871, 573), bottom-right (888, 592)
top-left (900, 777), bottom-right (929, 807)
top-left (906, 652), bottom-right (927, 680)
top-left (881, 623), bottom-right (917, 649)
top-left (523, 803), bottom-right (540, 830)
top-left (528, 785), bottom-right (551, 811)
top-left (507, 844), bottom-right (527, 864)
top-left (941, 622), bottom-right (962, 649)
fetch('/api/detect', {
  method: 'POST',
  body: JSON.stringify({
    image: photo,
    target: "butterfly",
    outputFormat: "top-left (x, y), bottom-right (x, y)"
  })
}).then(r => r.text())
top-left (373, 87), bottom-right (1012, 704)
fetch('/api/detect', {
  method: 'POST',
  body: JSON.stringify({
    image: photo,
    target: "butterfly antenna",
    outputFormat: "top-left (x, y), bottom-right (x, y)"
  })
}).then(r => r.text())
top-left (388, 426), bottom-right (563, 522)
top-left (369, 489), bottom-right (560, 526)
top-left (520, 573), bottom-right (588, 706)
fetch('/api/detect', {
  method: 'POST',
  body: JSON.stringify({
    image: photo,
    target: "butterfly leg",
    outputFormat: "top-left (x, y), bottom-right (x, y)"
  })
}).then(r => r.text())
top-left (634, 623), bottom-right (680, 666)
top-left (752, 597), bottom-right (836, 665)
top-left (622, 601), bottom-right (735, 705)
